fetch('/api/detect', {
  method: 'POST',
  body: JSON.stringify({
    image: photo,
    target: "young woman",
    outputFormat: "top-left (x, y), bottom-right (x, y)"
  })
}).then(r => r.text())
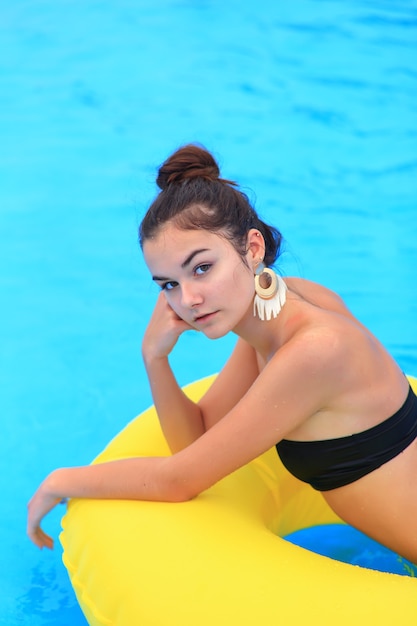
top-left (27, 144), bottom-right (417, 563)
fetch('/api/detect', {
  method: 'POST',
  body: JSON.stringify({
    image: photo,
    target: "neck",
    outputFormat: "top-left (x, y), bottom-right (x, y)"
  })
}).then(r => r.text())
top-left (232, 301), bottom-right (286, 360)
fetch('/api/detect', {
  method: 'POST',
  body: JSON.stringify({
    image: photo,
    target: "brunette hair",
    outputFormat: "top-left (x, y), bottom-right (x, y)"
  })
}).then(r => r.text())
top-left (139, 144), bottom-right (283, 266)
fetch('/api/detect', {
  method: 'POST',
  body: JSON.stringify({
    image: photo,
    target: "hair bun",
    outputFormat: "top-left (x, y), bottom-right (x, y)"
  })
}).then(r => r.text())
top-left (156, 144), bottom-right (233, 190)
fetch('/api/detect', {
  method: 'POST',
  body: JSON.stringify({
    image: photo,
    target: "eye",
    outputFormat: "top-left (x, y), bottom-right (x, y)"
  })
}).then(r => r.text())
top-left (161, 280), bottom-right (178, 291)
top-left (195, 263), bottom-right (211, 276)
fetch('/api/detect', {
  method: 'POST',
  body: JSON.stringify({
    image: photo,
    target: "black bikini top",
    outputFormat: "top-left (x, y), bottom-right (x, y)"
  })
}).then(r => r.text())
top-left (276, 384), bottom-right (417, 491)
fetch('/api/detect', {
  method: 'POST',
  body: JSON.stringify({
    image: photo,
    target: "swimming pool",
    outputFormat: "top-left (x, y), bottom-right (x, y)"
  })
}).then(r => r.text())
top-left (1, 1), bottom-right (416, 623)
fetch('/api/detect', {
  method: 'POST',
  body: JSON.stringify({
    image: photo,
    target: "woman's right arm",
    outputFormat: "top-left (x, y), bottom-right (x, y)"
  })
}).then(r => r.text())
top-left (142, 292), bottom-right (204, 452)
top-left (142, 293), bottom-right (259, 453)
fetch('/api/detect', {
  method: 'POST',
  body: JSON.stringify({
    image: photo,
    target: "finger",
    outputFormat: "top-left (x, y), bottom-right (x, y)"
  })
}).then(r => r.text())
top-left (28, 527), bottom-right (54, 550)
top-left (40, 531), bottom-right (54, 550)
top-left (173, 318), bottom-right (195, 334)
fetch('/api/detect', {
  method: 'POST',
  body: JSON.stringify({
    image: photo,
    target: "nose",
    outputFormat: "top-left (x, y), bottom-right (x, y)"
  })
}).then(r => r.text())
top-left (180, 281), bottom-right (203, 309)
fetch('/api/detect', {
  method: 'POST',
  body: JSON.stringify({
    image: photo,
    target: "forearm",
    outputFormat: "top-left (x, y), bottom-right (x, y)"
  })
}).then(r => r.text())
top-left (45, 456), bottom-right (189, 504)
top-left (144, 355), bottom-right (205, 451)
top-left (27, 453), bottom-right (192, 548)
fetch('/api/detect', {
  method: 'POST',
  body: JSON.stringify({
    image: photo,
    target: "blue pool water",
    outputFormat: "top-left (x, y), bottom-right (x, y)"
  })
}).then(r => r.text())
top-left (1, 1), bottom-right (417, 623)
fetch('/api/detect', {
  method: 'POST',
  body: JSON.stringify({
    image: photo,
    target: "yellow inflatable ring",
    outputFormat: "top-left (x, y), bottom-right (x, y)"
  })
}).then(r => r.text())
top-left (61, 375), bottom-right (417, 625)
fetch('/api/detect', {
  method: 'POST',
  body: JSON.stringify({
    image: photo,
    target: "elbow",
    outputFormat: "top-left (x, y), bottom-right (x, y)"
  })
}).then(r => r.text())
top-left (158, 457), bottom-right (202, 503)
top-left (167, 484), bottom-right (196, 503)
top-left (165, 472), bottom-right (200, 503)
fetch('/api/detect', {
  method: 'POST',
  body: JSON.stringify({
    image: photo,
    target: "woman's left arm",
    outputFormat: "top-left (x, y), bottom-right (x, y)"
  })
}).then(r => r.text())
top-left (28, 328), bottom-right (340, 549)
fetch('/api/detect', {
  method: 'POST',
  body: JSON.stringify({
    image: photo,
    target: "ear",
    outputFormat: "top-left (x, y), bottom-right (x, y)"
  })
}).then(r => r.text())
top-left (246, 229), bottom-right (265, 271)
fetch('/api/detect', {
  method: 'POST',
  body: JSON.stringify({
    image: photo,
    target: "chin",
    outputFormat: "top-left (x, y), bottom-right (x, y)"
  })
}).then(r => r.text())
top-left (202, 326), bottom-right (230, 340)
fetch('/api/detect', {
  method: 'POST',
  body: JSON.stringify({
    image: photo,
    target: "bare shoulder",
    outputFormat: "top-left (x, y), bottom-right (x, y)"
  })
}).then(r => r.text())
top-left (278, 322), bottom-right (348, 394)
top-left (286, 277), bottom-right (354, 317)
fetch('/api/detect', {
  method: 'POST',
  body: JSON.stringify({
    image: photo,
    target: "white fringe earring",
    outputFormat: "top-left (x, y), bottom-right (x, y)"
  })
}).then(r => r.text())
top-left (253, 263), bottom-right (287, 321)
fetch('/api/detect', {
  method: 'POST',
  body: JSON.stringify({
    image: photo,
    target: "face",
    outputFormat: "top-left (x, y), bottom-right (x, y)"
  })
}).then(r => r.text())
top-left (143, 223), bottom-right (261, 339)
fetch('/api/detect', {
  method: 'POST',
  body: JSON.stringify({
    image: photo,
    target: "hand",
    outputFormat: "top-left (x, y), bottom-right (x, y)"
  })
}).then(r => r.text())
top-left (142, 292), bottom-right (194, 361)
top-left (27, 473), bottom-right (63, 549)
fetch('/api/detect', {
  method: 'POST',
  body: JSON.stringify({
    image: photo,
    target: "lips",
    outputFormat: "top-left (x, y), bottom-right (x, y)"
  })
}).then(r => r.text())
top-left (193, 311), bottom-right (218, 323)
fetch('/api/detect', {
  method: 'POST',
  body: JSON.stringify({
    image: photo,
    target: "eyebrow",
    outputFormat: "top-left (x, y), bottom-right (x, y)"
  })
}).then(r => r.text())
top-left (152, 248), bottom-right (210, 282)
